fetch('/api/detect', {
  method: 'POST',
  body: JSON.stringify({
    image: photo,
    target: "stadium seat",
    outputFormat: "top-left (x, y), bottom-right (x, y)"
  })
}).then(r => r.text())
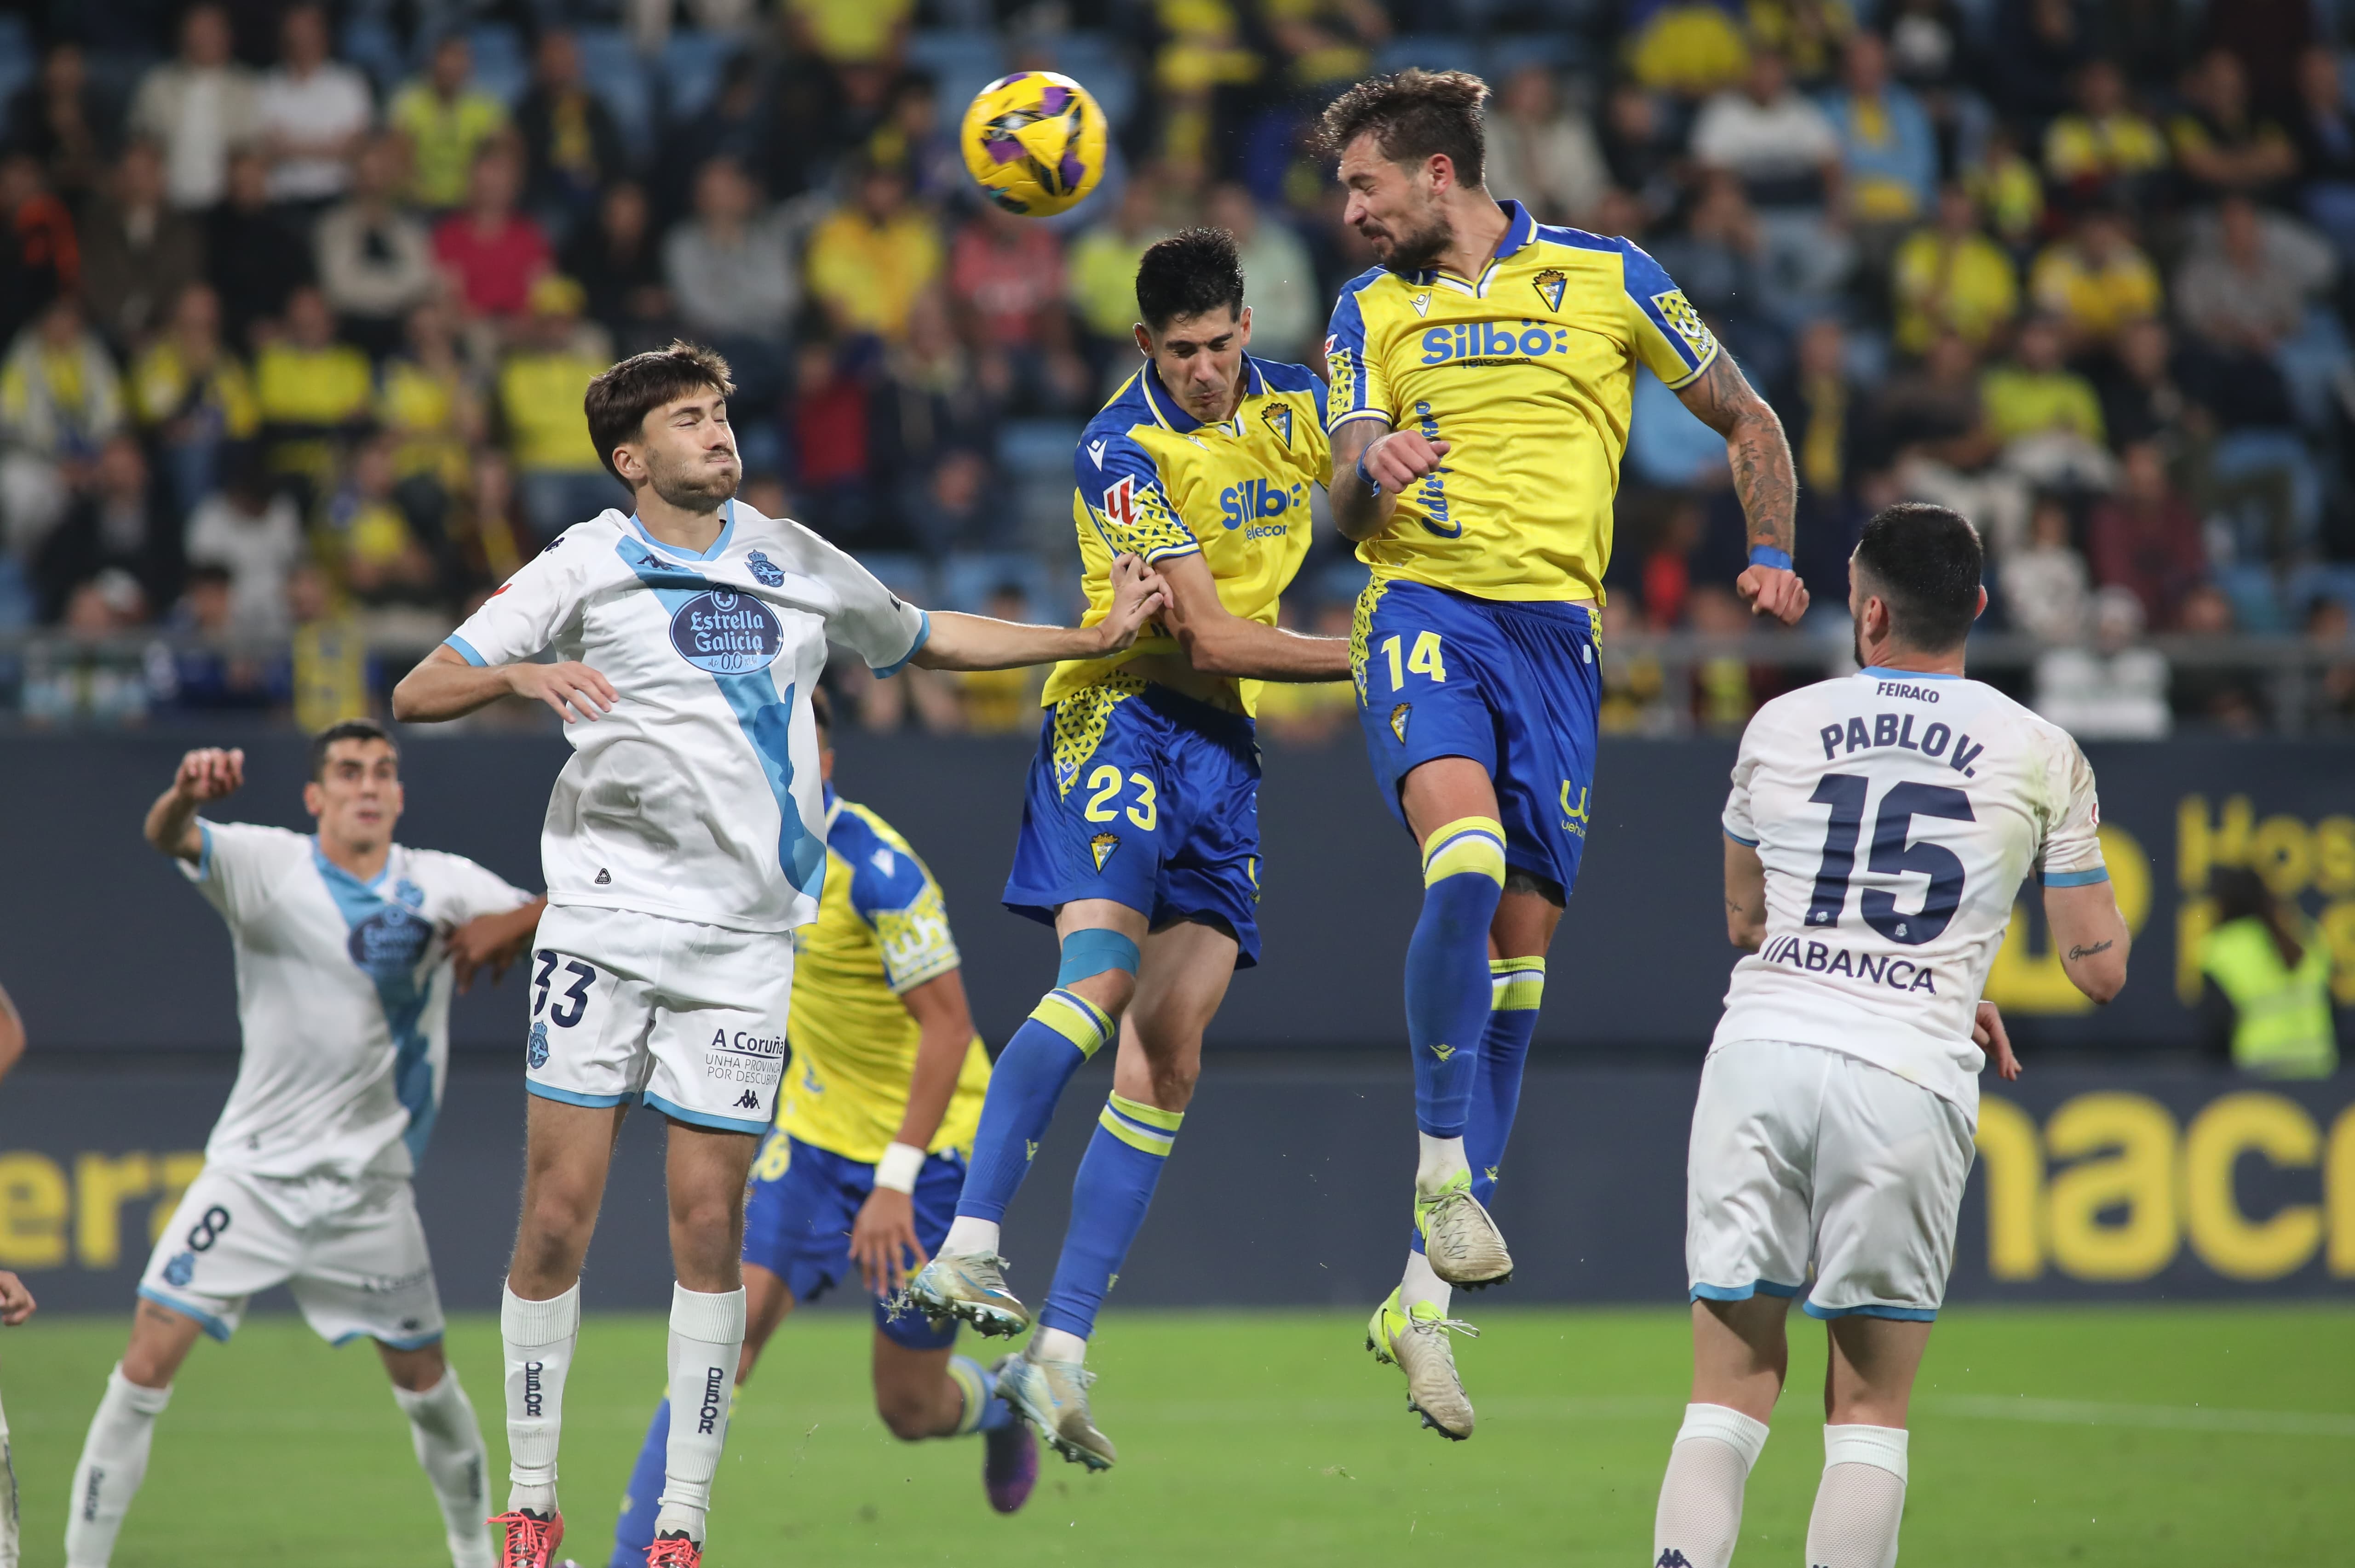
top-left (576, 27), bottom-right (655, 155)
top-left (340, 14), bottom-right (412, 97)
top-left (467, 22), bottom-right (531, 108)
top-left (905, 29), bottom-right (1005, 119)
top-left (660, 30), bottom-right (738, 124)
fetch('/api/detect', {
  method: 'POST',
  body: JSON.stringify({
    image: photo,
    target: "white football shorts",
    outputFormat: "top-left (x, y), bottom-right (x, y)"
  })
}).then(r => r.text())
top-left (137, 1165), bottom-right (445, 1347)
top-left (1685, 1037), bottom-right (1976, 1321)
top-left (524, 903), bottom-right (793, 1136)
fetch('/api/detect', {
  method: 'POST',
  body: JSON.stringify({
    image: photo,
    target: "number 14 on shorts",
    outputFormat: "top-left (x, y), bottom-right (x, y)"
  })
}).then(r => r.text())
top-left (1379, 631), bottom-right (1446, 689)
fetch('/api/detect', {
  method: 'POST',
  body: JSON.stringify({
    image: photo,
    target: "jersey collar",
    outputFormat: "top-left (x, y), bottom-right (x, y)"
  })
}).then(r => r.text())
top-left (1859, 665), bottom-right (1962, 680)
top-left (311, 838), bottom-right (394, 891)
top-left (1142, 358), bottom-right (1261, 438)
top-left (1407, 200), bottom-right (1537, 298)
top-left (629, 497), bottom-right (737, 561)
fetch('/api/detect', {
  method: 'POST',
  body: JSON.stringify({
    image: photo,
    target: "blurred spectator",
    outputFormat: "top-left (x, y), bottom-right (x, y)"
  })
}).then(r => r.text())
top-left (873, 294), bottom-right (997, 554)
top-left (455, 448), bottom-right (528, 588)
top-left (949, 583), bottom-right (1047, 732)
top-left (1980, 316), bottom-right (2111, 489)
top-left (0, 152), bottom-right (79, 350)
top-left (807, 160), bottom-right (942, 344)
top-left (629, 0), bottom-right (757, 55)
top-left (2097, 318), bottom-right (2202, 451)
top-left (2168, 48), bottom-right (2296, 206)
top-left (1601, 83), bottom-right (1682, 223)
top-left (499, 274), bottom-right (617, 541)
top-left (1883, 333), bottom-right (2027, 553)
top-left (4, 44), bottom-right (108, 207)
top-left (1890, 182), bottom-right (2018, 354)
top-left (2196, 865), bottom-right (2338, 1076)
top-left (1690, 49), bottom-right (1849, 298)
top-left (1637, 496), bottom-right (1704, 626)
top-left (258, 3), bottom-right (371, 209)
top-left (22, 568), bottom-right (155, 726)
top-left (33, 435), bottom-right (176, 620)
top-left (81, 140), bottom-right (204, 351)
top-left (254, 284), bottom-right (372, 495)
top-left (1628, 1), bottom-right (1752, 98)
top-left (785, 331), bottom-right (874, 543)
top-left (1688, 581), bottom-right (1771, 730)
top-left (948, 204), bottom-right (1084, 413)
top-left (1962, 122), bottom-right (2044, 251)
top-left (1068, 180), bottom-right (1169, 370)
top-left (2170, 582), bottom-right (2264, 732)
top-left (434, 141), bottom-right (551, 324)
top-left (1206, 184), bottom-right (1317, 365)
top-left (1992, 0), bottom-right (2090, 127)
top-left (517, 30), bottom-right (624, 238)
top-left (1821, 30), bottom-right (1936, 233)
top-left (2174, 196), bottom-right (2337, 362)
top-left (2029, 205), bottom-right (2161, 352)
top-left (2043, 58), bottom-right (2168, 211)
top-left (325, 435), bottom-right (437, 607)
top-left (130, 283), bottom-right (258, 518)
top-left (1779, 317), bottom-right (1860, 516)
top-left (1253, 601), bottom-right (1357, 743)
top-left (379, 302), bottom-right (483, 557)
top-left (1628, 370), bottom-right (1729, 491)
top-left (1648, 175), bottom-right (1775, 373)
top-left (564, 181), bottom-right (672, 355)
top-left (2000, 492), bottom-right (2091, 644)
top-left (205, 148), bottom-right (314, 349)
top-left (2087, 442), bottom-right (2204, 628)
top-left (184, 452), bottom-right (303, 638)
top-left (1482, 64), bottom-right (1608, 226)
top-left (2293, 46), bottom-right (2355, 261)
top-left (129, 3), bottom-right (261, 212)
top-left (316, 132), bottom-right (438, 360)
top-left (0, 297), bottom-right (124, 559)
top-left (785, 0), bottom-right (912, 68)
top-left (1748, 0), bottom-right (1855, 87)
top-left (663, 157), bottom-right (796, 407)
top-left (391, 34), bottom-right (509, 212)
top-left (2304, 596), bottom-right (2355, 730)
top-left (655, 52), bottom-right (773, 226)
top-left (1884, 0), bottom-right (1969, 96)
top-left (2197, 0), bottom-right (2313, 114)
top-left (871, 74), bottom-right (963, 208)
top-left (2033, 584), bottom-right (2171, 738)
top-left (287, 560), bottom-right (370, 732)
top-left (163, 563), bottom-right (277, 711)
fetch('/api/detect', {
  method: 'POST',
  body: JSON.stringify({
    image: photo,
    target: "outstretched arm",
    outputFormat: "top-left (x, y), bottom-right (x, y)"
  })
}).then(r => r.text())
top-left (1675, 354), bottom-right (1809, 625)
top-left (392, 644), bottom-right (617, 724)
top-left (146, 747), bottom-right (245, 861)
top-left (1157, 553), bottom-right (1349, 682)
top-left (912, 553), bottom-right (1168, 672)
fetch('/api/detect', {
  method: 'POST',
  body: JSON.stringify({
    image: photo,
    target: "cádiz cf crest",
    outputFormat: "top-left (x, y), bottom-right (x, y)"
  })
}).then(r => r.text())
top-left (1260, 403), bottom-right (1293, 447)
top-left (1390, 703), bottom-right (1411, 742)
top-left (1090, 832), bottom-right (1120, 871)
top-left (1532, 268), bottom-right (1567, 313)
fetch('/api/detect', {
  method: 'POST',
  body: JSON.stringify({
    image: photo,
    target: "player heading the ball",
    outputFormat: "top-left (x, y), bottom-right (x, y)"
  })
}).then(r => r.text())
top-left (391, 342), bottom-right (1166, 1568)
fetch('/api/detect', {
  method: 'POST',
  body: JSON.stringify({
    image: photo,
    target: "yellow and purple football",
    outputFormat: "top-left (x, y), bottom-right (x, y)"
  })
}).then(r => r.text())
top-left (959, 71), bottom-right (1108, 218)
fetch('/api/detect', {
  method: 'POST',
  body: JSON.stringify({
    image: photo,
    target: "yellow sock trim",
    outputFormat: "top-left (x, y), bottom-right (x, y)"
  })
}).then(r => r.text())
top-left (1098, 1099), bottom-right (1179, 1155)
top-left (1107, 1090), bottom-right (1184, 1131)
top-left (946, 1356), bottom-right (988, 1435)
top-left (1029, 989), bottom-right (1114, 1056)
top-left (1490, 956), bottom-right (1546, 1012)
top-left (1421, 816), bottom-right (1507, 886)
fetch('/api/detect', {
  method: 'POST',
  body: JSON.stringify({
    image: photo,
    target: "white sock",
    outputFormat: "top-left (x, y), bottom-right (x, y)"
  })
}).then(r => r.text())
top-left (393, 1369), bottom-right (496, 1568)
top-left (1030, 1326), bottom-right (1087, 1364)
top-left (1652, 1402), bottom-right (1770, 1568)
top-left (1415, 1133), bottom-right (1469, 1194)
top-left (1807, 1425), bottom-right (1909, 1568)
top-left (654, 1284), bottom-right (747, 1544)
top-left (1400, 1249), bottom-right (1452, 1314)
top-left (500, 1280), bottom-right (579, 1515)
top-left (942, 1216), bottom-right (1001, 1256)
top-left (64, 1366), bottom-right (172, 1568)
top-left (0, 1388), bottom-right (17, 1568)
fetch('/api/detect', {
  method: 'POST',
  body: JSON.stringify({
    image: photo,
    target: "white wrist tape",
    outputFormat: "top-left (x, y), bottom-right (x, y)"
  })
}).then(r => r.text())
top-left (873, 1142), bottom-right (926, 1194)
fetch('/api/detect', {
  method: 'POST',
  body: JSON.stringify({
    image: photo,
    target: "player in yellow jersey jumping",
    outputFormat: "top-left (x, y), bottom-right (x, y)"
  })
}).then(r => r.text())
top-left (605, 689), bottom-right (1038, 1563)
top-left (1316, 70), bottom-right (1812, 1439)
top-left (911, 228), bottom-right (1350, 1470)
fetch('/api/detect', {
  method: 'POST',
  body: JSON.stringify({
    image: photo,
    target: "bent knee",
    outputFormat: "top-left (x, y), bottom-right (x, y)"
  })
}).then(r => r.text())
top-left (876, 1392), bottom-right (936, 1442)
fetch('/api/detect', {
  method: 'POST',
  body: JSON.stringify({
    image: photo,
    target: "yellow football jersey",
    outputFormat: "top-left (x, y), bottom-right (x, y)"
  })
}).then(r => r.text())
top-left (1045, 355), bottom-right (1333, 718)
top-left (776, 791), bottom-right (989, 1164)
top-left (1324, 200), bottom-right (1719, 604)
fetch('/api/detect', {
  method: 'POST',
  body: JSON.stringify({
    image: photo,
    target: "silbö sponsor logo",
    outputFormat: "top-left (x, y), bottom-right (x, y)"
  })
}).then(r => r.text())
top-left (670, 589), bottom-right (783, 674)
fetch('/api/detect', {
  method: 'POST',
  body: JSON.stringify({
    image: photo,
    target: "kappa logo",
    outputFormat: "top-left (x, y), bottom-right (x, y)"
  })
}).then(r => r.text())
top-left (1532, 267), bottom-right (1568, 313)
top-left (1411, 292), bottom-right (1431, 317)
top-left (1090, 832), bottom-right (1120, 872)
top-left (1657, 1552), bottom-right (1695, 1568)
top-left (734, 1089), bottom-right (760, 1110)
top-left (1430, 1041), bottom-right (1457, 1062)
top-left (1390, 703), bottom-right (1411, 742)
top-left (527, 1021), bottom-right (550, 1069)
top-left (1087, 439), bottom-right (1109, 468)
top-left (1260, 403), bottom-right (1293, 446)
top-left (1649, 289), bottom-right (1718, 362)
top-left (746, 549), bottom-right (785, 588)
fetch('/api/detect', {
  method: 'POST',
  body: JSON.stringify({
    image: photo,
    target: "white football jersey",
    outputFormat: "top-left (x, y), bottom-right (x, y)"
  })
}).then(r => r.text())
top-left (446, 501), bottom-right (927, 933)
top-left (185, 822), bottom-right (535, 1180)
top-left (1716, 668), bottom-right (2108, 1112)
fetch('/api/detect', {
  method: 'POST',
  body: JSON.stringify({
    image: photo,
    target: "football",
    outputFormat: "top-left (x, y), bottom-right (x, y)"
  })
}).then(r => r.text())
top-left (959, 70), bottom-right (1108, 217)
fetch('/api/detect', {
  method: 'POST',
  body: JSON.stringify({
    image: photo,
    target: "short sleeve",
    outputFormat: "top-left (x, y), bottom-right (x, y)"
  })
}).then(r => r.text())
top-left (804, 528), bottom-right (930, 675)
top-left (1620, 239), bottom-right (1721, 391)
top-left (1077, 435), bottom-right (1200, 564)
top-left (1324, 283), bottom-right (1392, 429)
top-left (180, 820), bottom-right (307, 929)
top-left (446, 538), bottom-right (583, 667)
top-left (843, 824), bottom-right (962, 993)
top-left (2036, 734), bottom-right (2108, 887)
top-left (425, 851), bottom-right (538, 925)
top-left (1721, 730), bottom-right (1759, 847)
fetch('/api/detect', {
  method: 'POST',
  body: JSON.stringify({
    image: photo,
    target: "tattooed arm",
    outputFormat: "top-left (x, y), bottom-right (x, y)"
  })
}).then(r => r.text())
top-left (2046, 881), bottom-right (2130, 1004)
top-left (1675, 353), bottom-right (1809, 625)
top-left (1723, 834), bottom-right (1768, 951)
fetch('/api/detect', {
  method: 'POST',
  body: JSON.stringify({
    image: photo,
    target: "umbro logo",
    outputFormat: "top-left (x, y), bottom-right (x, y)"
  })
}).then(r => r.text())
top-left (595, 868), bottom-right (611, 886)
top-left (734, 1090), bottom-right (760, 1110)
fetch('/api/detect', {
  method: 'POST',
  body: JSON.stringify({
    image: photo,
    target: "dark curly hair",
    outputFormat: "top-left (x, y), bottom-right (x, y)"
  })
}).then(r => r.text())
top-left (1135, 227), bottom-right (1247, 331)
top-left (1315, 69), bottom-right (1490, 188)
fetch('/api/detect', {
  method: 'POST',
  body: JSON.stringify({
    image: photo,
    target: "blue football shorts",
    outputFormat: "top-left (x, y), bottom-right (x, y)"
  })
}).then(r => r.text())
top-left (741, 1132), bottom-right (965, 1350)
top-left (1004, 679), bottom-right (1264, 967)
top-left (1353, 578), bottom-right (1602, 898)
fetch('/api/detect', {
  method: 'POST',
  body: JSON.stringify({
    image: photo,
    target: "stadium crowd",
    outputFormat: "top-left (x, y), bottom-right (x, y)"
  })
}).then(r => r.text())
top-left (1, 0), bottom-right (2353, 735)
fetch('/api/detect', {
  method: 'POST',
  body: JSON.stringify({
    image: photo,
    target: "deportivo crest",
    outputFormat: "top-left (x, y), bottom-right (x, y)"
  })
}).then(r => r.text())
top-left (1090, 832), bottom-right (1120, 872)
top-left (1260, 403), bottom-right (1293, 446)
top-left (745, 549), bottom-right (784, 587)
top-left (1532, 267), bottom-right (1568, 313)
top-left (163, 1250), bottom-right (196, 1286)
top-left (527, 1021), bottom-right (550, 1070)
top-left (1390, 703), bottom-right (1411, 742)
top-left (1650, 289), bottom-right (1718, 362)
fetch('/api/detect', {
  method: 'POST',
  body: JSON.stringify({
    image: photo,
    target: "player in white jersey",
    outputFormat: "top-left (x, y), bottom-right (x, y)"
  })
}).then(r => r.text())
top-left (389, 343), bottom-right (1165, 1568)
top-left (0, 979), bottom-right (29, 1568)
top-left (64, 725), bottom-right (546, 1568)
top-left (1649, 504), bottom-right (2131, 1568)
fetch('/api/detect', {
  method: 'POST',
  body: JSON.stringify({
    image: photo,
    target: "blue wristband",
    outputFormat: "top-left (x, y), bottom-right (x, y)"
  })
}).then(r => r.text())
top-left (1748, 545), bottom-right (1792, 571)
top-left (1355, 450), bottom-right (1379, 492)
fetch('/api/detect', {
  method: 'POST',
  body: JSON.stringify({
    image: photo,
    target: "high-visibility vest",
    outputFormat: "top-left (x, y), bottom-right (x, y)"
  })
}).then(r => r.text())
top-left (2199, 916), bottom-right (2338, 1078)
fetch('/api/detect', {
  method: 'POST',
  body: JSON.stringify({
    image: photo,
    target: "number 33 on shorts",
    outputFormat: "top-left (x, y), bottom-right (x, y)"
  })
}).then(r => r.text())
top-left (525, 948), bottom-right (611, 1071)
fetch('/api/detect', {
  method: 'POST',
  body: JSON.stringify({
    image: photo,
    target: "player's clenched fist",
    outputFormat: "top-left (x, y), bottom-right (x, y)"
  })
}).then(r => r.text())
top-left (1735, 563), bottom-right (1810, 626)
top-left (507, 660), bottom-right (617, 723)
top-left (1095, 553), bottom-right (1170, 653)
top-left (172, 747), bottom-right (245, 803)
top-left (1358, 428), bottom-right (1452, 494)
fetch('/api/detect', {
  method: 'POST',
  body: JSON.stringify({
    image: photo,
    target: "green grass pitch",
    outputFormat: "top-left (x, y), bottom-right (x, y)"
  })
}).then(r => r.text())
top-left (5, 1305), bottom-right (2349, 1565)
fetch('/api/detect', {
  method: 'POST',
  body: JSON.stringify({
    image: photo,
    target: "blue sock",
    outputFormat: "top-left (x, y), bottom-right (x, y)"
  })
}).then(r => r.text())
top-left (946, 1353), bottom-right (1017, 1434)
top-left (1410, 958), bottom-right (1546, 1253)
top-left (1035, 1093), bottom-right (1183, 1340)
top-left (955, 989), bottom-right (1115, 1225)
top-left (609, 1396), bottom-right (670, 1567)
top-left (1404, 818), bottom-right (1506, 1139)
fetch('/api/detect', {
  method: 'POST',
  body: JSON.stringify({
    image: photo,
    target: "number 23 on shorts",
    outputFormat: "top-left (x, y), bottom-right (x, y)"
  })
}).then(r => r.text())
top-left (1379, 630), bottom-right (1447, 691)
top-left (1081, 764), bottom-right (1158, 831)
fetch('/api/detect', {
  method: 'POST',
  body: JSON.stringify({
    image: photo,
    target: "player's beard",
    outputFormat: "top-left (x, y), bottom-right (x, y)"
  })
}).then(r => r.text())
top-left (649, 450), bottom-right (741, 512)
top-left (1373, 203), bottom-right (1455, 275)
